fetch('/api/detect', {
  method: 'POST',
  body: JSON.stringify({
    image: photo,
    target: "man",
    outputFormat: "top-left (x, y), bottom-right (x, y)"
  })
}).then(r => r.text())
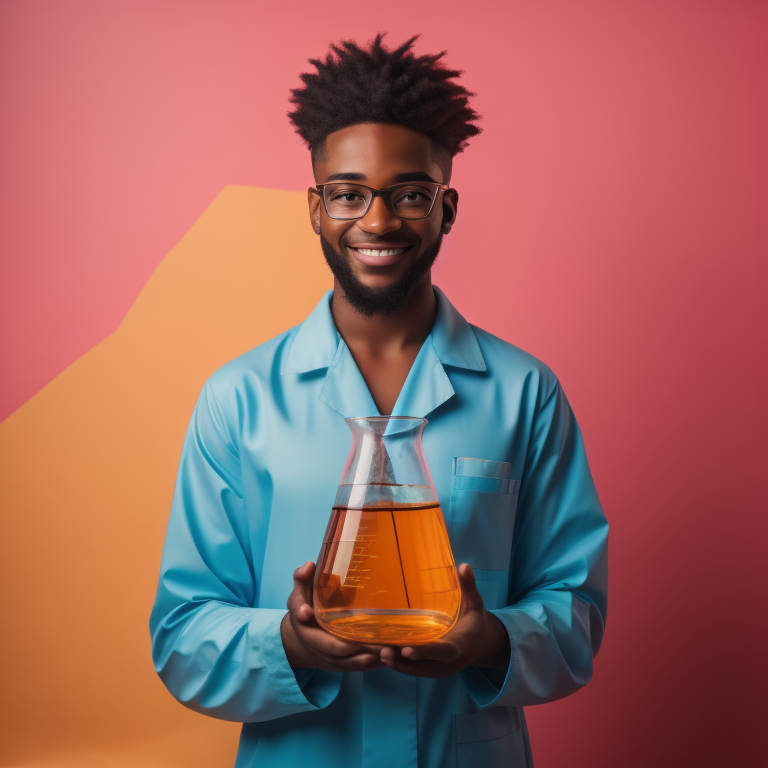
top-left (150, 33), bottom-right (608, 768)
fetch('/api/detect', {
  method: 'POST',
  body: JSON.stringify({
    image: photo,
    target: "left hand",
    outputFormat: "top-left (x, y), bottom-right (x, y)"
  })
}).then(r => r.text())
top-left (365, 563), bottom-right (511, 678)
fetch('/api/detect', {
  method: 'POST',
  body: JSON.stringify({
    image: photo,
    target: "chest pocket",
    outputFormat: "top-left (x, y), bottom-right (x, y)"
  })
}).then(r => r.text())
top-left (449, 457), bottom-right (520, 574)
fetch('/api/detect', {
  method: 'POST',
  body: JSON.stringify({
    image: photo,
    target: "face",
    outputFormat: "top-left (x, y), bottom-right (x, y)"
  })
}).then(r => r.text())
top-left (308, 123), bottom-right (458, 317)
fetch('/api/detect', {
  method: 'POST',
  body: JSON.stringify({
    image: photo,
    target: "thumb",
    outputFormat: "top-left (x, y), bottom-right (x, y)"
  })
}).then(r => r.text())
top-left (457, 563), bottom-right (484, 612)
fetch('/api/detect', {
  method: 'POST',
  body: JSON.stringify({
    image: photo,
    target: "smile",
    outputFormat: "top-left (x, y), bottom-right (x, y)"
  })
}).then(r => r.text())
top-left (346, 244), bottom-right (413, 268)
top-left (352, 247), bottom-right (409, 257)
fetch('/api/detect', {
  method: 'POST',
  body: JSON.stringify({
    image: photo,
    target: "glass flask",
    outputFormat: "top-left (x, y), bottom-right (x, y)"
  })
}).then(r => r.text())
top-left (314, 416), bottom-right (460, 645)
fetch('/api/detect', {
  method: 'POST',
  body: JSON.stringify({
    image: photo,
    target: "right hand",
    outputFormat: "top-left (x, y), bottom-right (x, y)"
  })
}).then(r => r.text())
top-left (281, 561), bottom-right (385, 673)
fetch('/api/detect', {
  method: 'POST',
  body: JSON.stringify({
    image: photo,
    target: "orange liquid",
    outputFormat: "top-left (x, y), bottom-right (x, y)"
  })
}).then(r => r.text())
top-left (314, 502), bottom-right (460, 644)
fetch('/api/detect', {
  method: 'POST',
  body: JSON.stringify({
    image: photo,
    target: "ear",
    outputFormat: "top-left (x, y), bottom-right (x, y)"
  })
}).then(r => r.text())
top-left (440, 188), bottom-right (459, 235)
top-left (307, 188), bottom-right (321, 235)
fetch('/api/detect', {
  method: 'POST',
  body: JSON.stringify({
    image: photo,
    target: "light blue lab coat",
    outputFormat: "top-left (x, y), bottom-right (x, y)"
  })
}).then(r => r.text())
top-left (149, 286), bottom-right (608, 768)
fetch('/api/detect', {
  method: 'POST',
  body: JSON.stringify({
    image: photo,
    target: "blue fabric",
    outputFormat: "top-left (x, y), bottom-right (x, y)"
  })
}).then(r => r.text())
top-left (149, 286), bottom-right (609, 768)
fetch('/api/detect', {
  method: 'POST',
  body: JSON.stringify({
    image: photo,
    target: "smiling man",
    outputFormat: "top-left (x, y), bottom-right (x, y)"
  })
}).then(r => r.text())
top-left (150, 34), bottom-right (609, 768)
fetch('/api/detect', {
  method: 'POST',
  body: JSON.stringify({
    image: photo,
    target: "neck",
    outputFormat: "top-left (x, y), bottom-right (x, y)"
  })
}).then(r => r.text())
top-left (330, 276), bottom-right (437, 356)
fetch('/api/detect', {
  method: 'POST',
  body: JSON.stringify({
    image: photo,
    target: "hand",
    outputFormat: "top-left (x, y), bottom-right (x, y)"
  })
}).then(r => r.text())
top-left (368, 563), bottom-right (511, 679)
top-left (281, 561), bottom-right (385, 673)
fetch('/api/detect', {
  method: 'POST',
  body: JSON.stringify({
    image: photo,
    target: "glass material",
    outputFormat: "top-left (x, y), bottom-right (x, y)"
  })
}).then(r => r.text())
top-left (314, 416), bottom-right (460, 644)
top-left (314, 181), bottom-right (448, 220)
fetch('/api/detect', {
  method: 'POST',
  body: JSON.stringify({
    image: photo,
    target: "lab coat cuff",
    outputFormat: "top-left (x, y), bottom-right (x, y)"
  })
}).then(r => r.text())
top-left (460, 608), bottom-right (517, 708)
top-left (261, 609), bottom-right (343, 710)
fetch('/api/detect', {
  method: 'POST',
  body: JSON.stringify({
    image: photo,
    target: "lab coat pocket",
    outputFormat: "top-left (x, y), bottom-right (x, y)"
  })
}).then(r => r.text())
top-left (450, 457), bottom-right (520, 573)
top-left (455, 707), bottom-right (527, 768)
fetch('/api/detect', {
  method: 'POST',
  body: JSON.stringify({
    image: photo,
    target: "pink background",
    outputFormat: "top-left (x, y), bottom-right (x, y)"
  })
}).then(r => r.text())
top-left (1, 1), bottom-right (766, 765)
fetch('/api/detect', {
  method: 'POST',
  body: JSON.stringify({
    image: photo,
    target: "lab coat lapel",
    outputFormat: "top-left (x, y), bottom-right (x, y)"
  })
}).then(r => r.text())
top-left (318, 337), bottom-right (380, 418)
top-left (281, 290), bottom-right (379, 418)
top-left (389, 336), bottom-right (455, 419)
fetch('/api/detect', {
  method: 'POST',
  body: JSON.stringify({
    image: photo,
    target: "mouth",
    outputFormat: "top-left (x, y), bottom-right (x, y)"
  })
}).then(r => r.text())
top-left (346, 244), bottom-right (413, 267)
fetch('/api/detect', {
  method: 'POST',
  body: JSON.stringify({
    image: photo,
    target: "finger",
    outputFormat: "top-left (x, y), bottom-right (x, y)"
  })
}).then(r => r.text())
top-left (355, 642), bottom-right (388, 655)
top-left (323, 653), bottom-right (386, 673)
top-left (293, 561), bottom-right (316, 592)
top-left (295, 561), bottom-right (316, 582)
top-left (457, 563), bottom-right (484, 613)
top-left (288, 592), bottom-right (374, 657)
top-left (294, 645), bottom-right (385, 673)
top-left (377, 644), bottom-right (460, 664)
top-left (316, 644), bottom-right (385, 666)
top-left (378, 651), bottom-right (455, 678)
top-left (295, 603), bottom-right (315, 623)
top-left (295, 621), bottom-right (377, 659)
top-left (287, 595), bottom-right (319, 627)
top-left (400, 642), bottom-right (461, 663)
top-left (287, 591), bottom-right (315, 623)
top-left (288, 562), bottom-right (316, 613)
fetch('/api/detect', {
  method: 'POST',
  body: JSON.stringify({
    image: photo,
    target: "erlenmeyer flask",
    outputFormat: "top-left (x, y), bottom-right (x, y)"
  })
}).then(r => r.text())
top-left (314, 416), bottom-right (460, 645)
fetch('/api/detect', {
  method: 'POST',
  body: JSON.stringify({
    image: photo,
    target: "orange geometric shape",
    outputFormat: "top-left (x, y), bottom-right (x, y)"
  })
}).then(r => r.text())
top-left (0, 187), bottom-right (330, 766)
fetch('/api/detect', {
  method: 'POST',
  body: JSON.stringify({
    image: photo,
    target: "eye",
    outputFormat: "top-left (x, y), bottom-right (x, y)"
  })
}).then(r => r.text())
top-left (396, 189), bottom-right (430, 204)
top-left (329, 187), bottom-right (366, 203)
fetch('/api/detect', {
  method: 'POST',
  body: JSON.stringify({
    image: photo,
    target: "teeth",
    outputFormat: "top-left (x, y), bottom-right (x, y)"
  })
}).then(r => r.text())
top-left (354, 247), bottom-right (407, 257)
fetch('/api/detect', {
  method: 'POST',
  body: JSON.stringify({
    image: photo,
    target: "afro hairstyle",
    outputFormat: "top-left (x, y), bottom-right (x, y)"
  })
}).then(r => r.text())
top-left (287, 32), bottom-right (481, 182)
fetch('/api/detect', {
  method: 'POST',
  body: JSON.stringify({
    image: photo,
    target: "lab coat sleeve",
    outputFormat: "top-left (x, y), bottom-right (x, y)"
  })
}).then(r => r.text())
top-left (149, 381), bottom-right (343, 722)
top-left (461, 377), bottom-right (609, 707)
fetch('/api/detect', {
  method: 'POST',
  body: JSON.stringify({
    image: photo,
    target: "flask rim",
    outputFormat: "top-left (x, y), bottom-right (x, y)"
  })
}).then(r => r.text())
top-left (344, 416), bottom-right (427, 423)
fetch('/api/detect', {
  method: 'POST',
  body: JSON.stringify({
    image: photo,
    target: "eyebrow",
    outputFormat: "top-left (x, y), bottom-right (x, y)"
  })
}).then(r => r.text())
top-left (322, 171), bottom-right (439, 183)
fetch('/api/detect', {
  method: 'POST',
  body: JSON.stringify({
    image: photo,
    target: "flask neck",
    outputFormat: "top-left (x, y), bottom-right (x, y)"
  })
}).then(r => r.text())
top-left (338, 417), bottom-right (437, 507)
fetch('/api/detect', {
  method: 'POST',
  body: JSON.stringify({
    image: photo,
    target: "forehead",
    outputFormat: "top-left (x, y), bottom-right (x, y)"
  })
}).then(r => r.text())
top-left (316, 123), bottom-right (443, 183)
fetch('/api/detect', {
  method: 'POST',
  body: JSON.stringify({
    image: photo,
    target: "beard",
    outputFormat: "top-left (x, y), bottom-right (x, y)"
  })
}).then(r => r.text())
top-left (320, 232), bottom-right (444, 318)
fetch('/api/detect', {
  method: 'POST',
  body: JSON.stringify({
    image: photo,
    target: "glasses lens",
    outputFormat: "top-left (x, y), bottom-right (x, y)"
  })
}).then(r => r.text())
top-left (390, 184), bottom-right (438, 219)
top-left (324, 184), bottom-right (371, 219)
top-left (322, 183), bottom-right (440, 220)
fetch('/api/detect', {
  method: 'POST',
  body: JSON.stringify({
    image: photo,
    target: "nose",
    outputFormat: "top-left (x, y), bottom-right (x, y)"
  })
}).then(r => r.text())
top-left (357, 194), bottom-right (402, 235)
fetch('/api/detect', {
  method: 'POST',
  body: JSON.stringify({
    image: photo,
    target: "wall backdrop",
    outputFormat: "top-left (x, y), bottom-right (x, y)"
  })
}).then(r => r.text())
top-left (1, 2), bottom-right (766, 766)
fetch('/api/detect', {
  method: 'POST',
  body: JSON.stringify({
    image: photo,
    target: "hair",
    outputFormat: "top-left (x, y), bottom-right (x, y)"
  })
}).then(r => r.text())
top-left (287, 33), bottom-right (481, 182)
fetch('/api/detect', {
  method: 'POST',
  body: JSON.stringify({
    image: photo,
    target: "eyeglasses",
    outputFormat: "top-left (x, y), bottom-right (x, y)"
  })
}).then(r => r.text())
top-left (312, 181), bottom-right (449, 221)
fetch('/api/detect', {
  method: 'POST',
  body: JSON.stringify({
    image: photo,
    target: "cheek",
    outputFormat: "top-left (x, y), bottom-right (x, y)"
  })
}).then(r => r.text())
top-left (415, 222), bottom-right (441, 250)
top-left (321, 222), bottom-right (352, 248)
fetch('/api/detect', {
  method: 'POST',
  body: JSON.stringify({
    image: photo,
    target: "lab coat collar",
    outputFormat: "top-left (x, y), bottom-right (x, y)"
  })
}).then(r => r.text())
top-left (281, 290), bottom-right (340, 375)
top-left (282, 286), bottom-right (485, 376)
top-left (430, 286), bottom-right (486, 373)
top-left (282, 285), bottom-right (485, 419)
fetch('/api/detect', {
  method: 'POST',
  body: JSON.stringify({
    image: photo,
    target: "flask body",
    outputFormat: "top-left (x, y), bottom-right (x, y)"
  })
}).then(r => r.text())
top-left (314, 417), bottom-right (460, 645)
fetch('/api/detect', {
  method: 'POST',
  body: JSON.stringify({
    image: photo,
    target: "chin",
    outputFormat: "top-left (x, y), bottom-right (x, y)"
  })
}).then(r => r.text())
top-left (320, 232), bottom-right (442, 317)
top-left (354, 269), bottom-right (408, 289)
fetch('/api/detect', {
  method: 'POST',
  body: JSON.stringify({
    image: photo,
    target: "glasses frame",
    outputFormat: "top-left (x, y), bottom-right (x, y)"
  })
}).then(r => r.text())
top-left (312, 181), bottom-right (450, 221)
